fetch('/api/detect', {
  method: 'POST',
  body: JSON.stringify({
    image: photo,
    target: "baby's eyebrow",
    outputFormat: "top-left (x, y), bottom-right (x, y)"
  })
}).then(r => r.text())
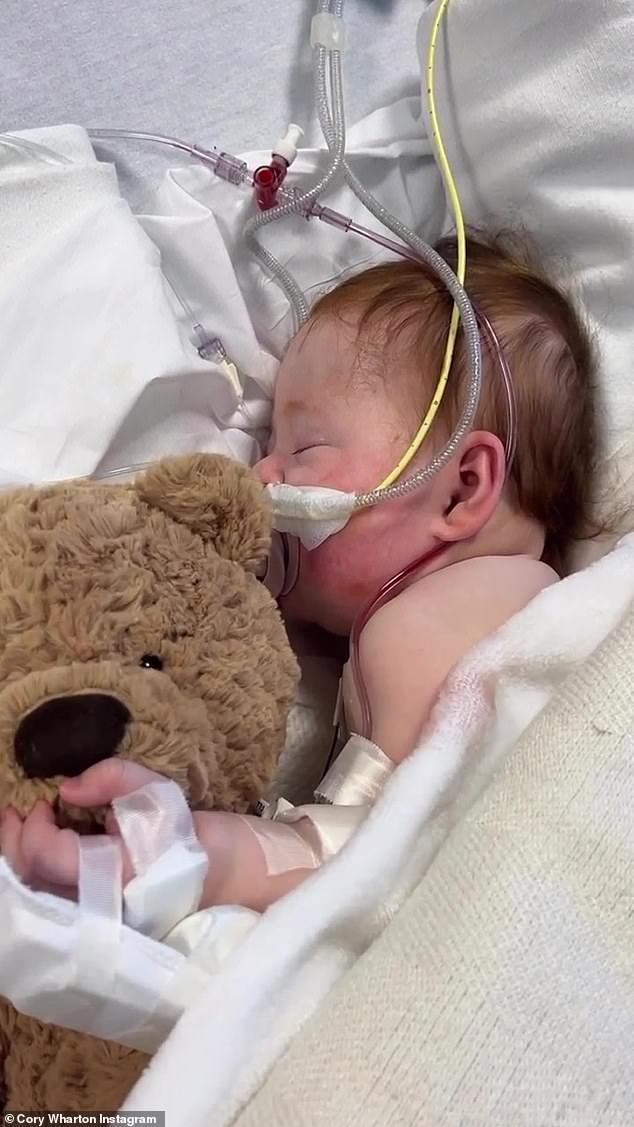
top-left (282, 398), bottom-right (329, 428)
top-left (270, 398), bottom-right (325, 450)
top-left (283, 398), bottom-right (310, 419)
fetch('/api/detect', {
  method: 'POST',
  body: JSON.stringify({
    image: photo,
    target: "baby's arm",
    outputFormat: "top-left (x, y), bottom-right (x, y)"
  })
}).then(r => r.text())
top-left (189, 810), bottom-right (319, 912)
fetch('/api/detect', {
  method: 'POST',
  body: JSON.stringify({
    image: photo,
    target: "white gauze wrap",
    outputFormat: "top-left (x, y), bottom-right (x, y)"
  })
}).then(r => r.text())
top-left (265, 483), bottom-right (355, 549)
top-left (0, 779), bottom-right (258, 1052)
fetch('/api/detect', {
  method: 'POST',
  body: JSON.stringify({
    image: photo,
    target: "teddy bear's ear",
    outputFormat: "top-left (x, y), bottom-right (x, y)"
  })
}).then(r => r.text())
top-left (135, 454), bottom-right (271, 570)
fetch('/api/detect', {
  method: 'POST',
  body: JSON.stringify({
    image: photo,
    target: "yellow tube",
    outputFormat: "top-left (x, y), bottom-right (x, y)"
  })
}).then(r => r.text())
top-left (378, 0), bottom-right (467, 490)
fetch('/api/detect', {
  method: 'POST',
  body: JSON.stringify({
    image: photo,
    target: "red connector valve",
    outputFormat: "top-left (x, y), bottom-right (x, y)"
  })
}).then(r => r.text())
top-left (253, 157), bottom-right (288, 210)
top-left (253, 124), bottom-right (304, 211)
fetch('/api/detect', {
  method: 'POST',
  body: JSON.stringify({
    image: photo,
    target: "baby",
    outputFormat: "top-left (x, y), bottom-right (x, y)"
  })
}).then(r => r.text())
top-left (0, 234), bottom-right (598, 914)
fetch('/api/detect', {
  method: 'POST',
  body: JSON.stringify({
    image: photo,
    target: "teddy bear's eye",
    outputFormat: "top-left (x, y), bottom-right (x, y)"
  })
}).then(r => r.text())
top-left (139, 653), bottom-right (163, 671)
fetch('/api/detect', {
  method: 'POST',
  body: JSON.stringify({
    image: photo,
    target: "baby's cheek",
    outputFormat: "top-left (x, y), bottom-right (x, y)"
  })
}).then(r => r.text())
top-left (302, 514), bottom-right (407, 605)
top-left (304, 536), bottom-right (375, 605)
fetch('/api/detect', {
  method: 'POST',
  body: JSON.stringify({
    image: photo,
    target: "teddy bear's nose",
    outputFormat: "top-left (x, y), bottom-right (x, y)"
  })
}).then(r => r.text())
top-left (14, 693), bottom-right (131, 779)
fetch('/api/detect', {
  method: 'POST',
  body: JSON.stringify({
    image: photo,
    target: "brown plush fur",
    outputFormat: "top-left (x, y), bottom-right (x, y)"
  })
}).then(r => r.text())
top-left (0, 454), bottom-right (299, 1111)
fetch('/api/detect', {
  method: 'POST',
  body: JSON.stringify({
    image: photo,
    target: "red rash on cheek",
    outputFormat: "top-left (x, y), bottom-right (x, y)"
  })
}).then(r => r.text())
top-left (306, 540), bottom-right (375, 603)
top-left (300, 509), bottom-right (413, 605)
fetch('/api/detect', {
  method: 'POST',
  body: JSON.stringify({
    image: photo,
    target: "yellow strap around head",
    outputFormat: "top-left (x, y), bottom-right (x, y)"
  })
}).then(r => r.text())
top-left (378, 0), bottom-right (466, 490)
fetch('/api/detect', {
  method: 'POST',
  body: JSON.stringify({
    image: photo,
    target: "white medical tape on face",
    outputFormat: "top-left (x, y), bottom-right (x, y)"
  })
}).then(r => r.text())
top-left (265, 483), bottom-right (355, 549)
top-left (238, 814), bottom-right (321, 876)
top-left (112, 780), bottom-right (208, 941)
top-left (315, 733), bottom-right (395, 806)
top-left (76, 836), bottom-right (123, 995)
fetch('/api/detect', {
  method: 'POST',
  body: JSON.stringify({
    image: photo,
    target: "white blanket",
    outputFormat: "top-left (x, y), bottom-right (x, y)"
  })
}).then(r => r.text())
top-left (124, 535), bottom-right (634, 1126)
top-left (0, 126), bottom-right (265, 485)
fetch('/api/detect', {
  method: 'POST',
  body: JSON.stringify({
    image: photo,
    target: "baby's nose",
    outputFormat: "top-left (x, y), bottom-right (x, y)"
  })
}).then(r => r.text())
top-left (254, 453), bottom-right (283, 485)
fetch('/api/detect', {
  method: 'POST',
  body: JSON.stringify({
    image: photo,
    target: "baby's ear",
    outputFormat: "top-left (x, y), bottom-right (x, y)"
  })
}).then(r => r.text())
top-left (135, 454), bottom-right (271, 570)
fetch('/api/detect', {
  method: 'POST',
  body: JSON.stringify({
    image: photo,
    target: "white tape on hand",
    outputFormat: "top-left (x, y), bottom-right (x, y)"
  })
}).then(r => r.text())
top-left (239, 814), bottom-right (321, 876)
top-left (112, 780), bottom-right (208, 941)
top-left (263, 798), bottom-right (369, 864)
top-left (0, 855), bottom-right (185, 1051)
top-left (76, 835), bottom-right (123, 995)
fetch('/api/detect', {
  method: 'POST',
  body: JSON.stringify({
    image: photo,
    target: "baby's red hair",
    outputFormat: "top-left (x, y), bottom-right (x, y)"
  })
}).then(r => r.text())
top-left (310, 234), bottom-right (599, 574)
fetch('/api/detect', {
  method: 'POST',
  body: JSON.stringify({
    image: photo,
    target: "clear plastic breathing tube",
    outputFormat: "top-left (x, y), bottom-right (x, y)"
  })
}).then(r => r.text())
top-left (307, 0), bottom-right (482, 513)
top-left (0, 132), bottom-right (73, 166)
top-left (240, 0), bottom-right (347, 326)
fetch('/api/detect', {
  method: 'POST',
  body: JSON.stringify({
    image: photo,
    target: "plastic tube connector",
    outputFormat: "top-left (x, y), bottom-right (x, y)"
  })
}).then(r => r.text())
top-left (254, 162), bottom-right (286, 210)
top-left (211, 151), bottom-right (249, 186)
top-left (310, 12), bottom-right (345, 50)
top-left (254, 124), bottom-right (305, 211)
top-left (274, 123), bottom-right (304, 166)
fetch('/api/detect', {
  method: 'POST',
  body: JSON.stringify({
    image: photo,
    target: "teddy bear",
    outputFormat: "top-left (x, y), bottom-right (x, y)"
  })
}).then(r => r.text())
top-left (0, 452), bottom-right (299, 1113)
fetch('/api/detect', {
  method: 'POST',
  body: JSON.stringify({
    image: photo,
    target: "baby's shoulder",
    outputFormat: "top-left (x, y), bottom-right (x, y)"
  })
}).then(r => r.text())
top-left (345, 554), bottom-right (556, 763)
top-left (427, 553), bottom-right (558, 602)
top-left (362, 553), bottom-right (558, 653)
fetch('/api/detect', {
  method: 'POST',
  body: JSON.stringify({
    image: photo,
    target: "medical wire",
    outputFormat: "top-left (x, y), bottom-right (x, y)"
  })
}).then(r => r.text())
top-left (239, 0), bottom-right (482, 497)
top-left (88, 129), bottom-right (517, 473)
top-left (316, 0), bottom-right (467, 493)
top-left (223, 0), bottom-right (481, 513)
top-left (88, 129), bottom-right (253, 184)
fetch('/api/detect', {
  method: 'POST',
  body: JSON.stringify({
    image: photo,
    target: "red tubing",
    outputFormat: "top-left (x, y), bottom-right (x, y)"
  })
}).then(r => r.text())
top-left (349, 542), bottom-right (451, 740)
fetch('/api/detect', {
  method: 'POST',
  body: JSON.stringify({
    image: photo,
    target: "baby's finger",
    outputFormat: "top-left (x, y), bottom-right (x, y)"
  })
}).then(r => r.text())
top-left (0, 806), bottom-right (27, 880)
top-left (19, 800), bottom-right (79, 888)
top-left (59, 757), bottom-right (165, 807)
top-left (104, 810), bottom-right (135, 885)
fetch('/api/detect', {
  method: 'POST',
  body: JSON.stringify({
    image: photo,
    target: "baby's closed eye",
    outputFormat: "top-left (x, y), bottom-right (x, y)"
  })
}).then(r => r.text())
top-left (291, 443), bottom-right (329, 457)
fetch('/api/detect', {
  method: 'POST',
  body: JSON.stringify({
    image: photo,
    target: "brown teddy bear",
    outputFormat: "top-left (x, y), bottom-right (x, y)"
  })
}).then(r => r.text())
top-left (0, 453), bottom-right (299, 1112)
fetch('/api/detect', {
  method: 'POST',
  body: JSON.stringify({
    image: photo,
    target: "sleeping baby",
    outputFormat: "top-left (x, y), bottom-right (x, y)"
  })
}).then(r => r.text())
top-left (0, 234), bottom-right (599, 912)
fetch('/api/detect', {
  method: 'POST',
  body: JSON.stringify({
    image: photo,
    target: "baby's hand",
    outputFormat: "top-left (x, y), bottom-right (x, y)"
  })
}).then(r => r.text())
top-left (0, 758), bottom-right (167, 897)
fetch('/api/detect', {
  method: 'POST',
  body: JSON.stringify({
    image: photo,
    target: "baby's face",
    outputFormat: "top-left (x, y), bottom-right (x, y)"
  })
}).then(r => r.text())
top-left (255, 315), bottom-right (447, 634)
